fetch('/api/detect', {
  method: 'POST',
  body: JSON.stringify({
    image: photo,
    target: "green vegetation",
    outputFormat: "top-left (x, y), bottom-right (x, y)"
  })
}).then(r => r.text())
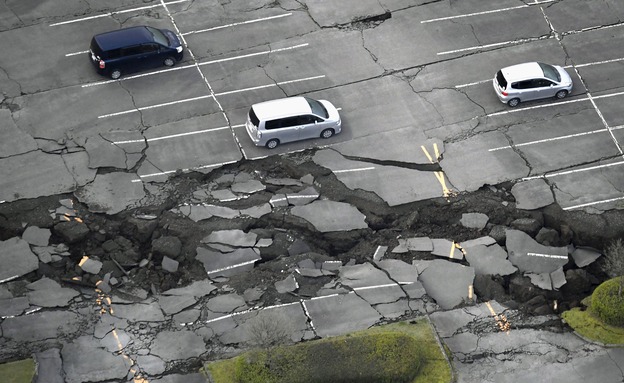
top-left (562, 307), bottom-right (624, 345)
top-left (202, 319), bottom-right (451, 383)
top-left (591, 277), bottom-right (624, 326)
top-left (0, 359), bottom-right (36, 383)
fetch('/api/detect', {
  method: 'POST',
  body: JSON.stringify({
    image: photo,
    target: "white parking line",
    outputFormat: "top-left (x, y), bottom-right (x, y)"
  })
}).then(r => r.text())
top-left (489, 125), bottom-right (624, 152)
top-left (522, 160), bottom-right (624, 181)
top-left (98, 75), bottom-right (325, 119)
top-left (98, 94), bottom-right (214, 118)
top-left (456, 56), bottom-right (624, 89)
top-left (112, 126), bottom-right (230, 145)
top-left (334, 167), bottom-right (376, 173)
top-left (182, 13), bottom-right (292, 35)
top-left (213, 75), bottom-right (325, 97)
top-left (564, 196), bottom-right (624, 211)
top-left (485, 97), bottom-right (589, 117)
top-left (77, 44), bottom-right (308, 84)
top-left (438, 36), bottom-right (552, 55)
top-left (66, 50), bottom-right (89, 57)
top-left (132, 159), bottom-right (239, 181)
top-left (49, 0), bottom-right (189, 26)
top-left (421, 1), bottom-right (553, 23)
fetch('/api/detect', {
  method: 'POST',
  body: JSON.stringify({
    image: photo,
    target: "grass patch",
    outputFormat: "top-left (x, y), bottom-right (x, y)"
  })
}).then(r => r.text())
top-left (0, 359), bottom-right (36, 383)
top-left (202, 319), bottom-right (451, 383)
top-left (562, 307), bottom-right (624, 345)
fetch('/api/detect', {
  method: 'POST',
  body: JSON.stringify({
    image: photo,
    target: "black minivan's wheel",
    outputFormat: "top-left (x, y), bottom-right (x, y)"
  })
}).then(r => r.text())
top-left (110, 69), bottom-right (121, 80)
top-left (320, 128), bottom-right (335, 139)
top-left (507, 98), bottom-right (520, 107)
top-left (164, 57), bottom-right (175, 67)
top-left (266, 139), bottom-right (279, 149)
top-left (555, 90), bottom-right (568, 99)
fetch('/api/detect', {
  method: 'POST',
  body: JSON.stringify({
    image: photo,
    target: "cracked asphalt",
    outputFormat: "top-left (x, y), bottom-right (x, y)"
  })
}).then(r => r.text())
top-left (2, 0), bottom-right (624, 382)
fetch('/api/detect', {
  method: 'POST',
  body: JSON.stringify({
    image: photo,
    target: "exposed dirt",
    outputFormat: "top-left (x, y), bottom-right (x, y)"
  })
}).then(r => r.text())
top-left (1, 150), bottom-right (622, 316)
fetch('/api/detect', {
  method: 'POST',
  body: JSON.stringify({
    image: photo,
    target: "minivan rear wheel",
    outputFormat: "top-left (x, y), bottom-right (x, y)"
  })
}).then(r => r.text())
top-left (555, 90), bottom-right (568, 99)
top-left (266, 139), bottom-right (279, 149)
top-left (320, 128), bottom-right (335, 139)
top-left (110, 69), bottom-right (121, 80)
top-left (507, 98), bottom-right (520, 107)
top-left (164, 57), bottom-right (175, 67)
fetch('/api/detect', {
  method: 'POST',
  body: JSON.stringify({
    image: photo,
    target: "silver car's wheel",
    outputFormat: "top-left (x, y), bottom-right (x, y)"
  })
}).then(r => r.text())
top-left (164, 57), bottom-right (175, 67)
top-left (320, 128), bottom-right (334, 139)
top-left (266, 139), bottom-right (279, 149)
top-left (555, 90), bottom-right (568, 99)
top-left (110, 69), bottom-right (121, 80)
top-left (507, 98), bottom-right (520, 107)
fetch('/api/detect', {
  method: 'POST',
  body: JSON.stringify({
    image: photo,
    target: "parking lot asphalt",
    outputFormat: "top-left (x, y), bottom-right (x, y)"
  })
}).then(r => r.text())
top-left (1, 2), bottom-right (624, 380)
top-left (2, 0), bottom-right (623, 211)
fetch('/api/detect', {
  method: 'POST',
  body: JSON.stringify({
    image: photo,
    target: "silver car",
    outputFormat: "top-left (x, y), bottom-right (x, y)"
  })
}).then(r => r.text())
top-left (493, 62), bottom-right (573, 107)
top-left (245, 96), bottom-right (341, 149)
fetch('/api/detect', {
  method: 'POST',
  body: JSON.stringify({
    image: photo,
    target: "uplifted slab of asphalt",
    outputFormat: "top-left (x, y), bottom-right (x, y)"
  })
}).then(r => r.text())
top-left (291, 200), bottom-right (368, 232)
top-left (419, 259), bottom-right (475, 310)
top-left (506, 229), bottom-right (568, 273)
top-left (313, 149), bottom-right (445, 206)
top-left (0, 237), bottom-right (39, 282)
top-left (74, 172), bottom-right (146, 215)
top-left (304, 293), bottom-right (382, 337)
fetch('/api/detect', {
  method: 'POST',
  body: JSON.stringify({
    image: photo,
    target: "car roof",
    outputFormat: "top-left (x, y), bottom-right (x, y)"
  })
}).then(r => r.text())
top-left (251, 97), bottom-right (312, 120)
top-left (500, 62), bottom-right (544, 82)
top-left (93, 26), bottom-right (154, 51)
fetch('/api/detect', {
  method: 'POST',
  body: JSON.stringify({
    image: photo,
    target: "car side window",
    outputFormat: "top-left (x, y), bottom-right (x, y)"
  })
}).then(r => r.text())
top-left (265, 120), bottom-right (281, 130)
top-left (535, 79), bottom-right (554, 87)
top-left (139, 43), bottom-right (159, 54)
top-left (281, 117), bottom-right (302, 128)
top-left (297, 115), bottom-right (316, 125)
top-left (513, 80), bottom-right (534, 89)
top-left (120, 45), bottom-right (143, 56)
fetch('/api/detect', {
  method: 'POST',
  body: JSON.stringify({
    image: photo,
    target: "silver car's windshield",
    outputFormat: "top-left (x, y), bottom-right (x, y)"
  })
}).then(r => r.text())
top-left (305, 97), bottom-right (329, 118)
top-left (539, 62), bottom-right (561, 82)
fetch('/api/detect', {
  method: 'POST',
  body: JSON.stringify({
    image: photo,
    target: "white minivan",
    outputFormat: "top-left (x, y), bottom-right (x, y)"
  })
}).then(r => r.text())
top-left (245, 97), bottom-right (341, 149)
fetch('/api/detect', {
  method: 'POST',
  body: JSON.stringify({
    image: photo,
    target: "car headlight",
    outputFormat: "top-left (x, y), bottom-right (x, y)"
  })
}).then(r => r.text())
top-left (176, 46), bottom-right (183, 53)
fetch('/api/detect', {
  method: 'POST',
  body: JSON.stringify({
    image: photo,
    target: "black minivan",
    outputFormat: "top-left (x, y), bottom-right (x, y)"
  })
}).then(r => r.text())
top-left (89, 26), bottom-right (184, 79)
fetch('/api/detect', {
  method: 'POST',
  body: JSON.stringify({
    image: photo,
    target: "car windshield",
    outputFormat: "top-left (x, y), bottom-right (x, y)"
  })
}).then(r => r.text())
top-left (539, 62), bottom-right (560, 82)
top-left (146, 26), bottom-right (169, 46)
top-left (305, 97), bottom-right (328, 118)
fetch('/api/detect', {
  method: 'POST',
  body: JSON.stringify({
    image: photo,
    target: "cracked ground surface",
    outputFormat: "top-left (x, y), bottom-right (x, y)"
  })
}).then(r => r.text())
top-left (2, 0), bottom-right (624, 381)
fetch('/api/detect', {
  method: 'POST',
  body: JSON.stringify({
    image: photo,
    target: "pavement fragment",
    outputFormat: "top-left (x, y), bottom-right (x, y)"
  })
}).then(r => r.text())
top-left (291, 200), bottom-right (368, 232)
top-left (419, 259), bottom-right (475, 310)
top-left (0, 237), bottom-right (39, 282)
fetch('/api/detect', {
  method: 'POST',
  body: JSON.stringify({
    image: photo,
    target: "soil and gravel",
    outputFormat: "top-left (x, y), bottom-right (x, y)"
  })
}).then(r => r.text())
top-left (1, 150), bottom-right (623, 342)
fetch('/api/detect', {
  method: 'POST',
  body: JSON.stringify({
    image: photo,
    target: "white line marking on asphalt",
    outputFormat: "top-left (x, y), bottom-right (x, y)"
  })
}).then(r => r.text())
top-left (489, 126), bottom-right (624, 152)
top-left (334, 167), bottom-right (376, 173)
top-left (564, 196), bottom-right (624, 210)
top-left (66, 50), bottom-right (89, 57)
top-left (49, 0), bottom-right (189, 26)
top-left (132, 160), bottom-right (239, 181)
top-left (112, 126), bottom-right (230, 145)
top-left (522, 160), bottom-right (624, 181)
top-left (182, 13), bottom-right (292, 35)
top-left (456, 56), bottom-right (624, 89)
top-left (80, 44), bottom-right (308, 87)
top-left (438, 36), bottom-right (551, 55)
top-left (485, 97), bottom-right (588, 117)
top-left (99, 75), bottom-right (324, 118)
top-left (98, 94), bottom-right (214, 118)
top-left (214, 75), bottom-right (326, 97)
top-left (206, 260), bottom-right (258, 275)
top-left (525, 252), bottom-right (568, 259)
top-left (421, 1), bottom-right (553, 23)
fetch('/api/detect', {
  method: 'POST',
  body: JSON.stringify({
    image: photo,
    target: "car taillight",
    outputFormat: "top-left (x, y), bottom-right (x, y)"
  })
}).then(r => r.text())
top-left (501, 91), bottom-right (508, 96)
top-left (99, 60), bottom-right (105, 69)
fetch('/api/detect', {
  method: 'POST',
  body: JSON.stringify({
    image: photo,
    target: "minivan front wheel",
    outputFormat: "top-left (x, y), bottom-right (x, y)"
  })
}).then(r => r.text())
top-left (110, 69), bottom-right (122, 80)
top-left (320, 128), bottom-right (335, 139)
top-left (164, 57), bottom-right (175, 67)
top-left (507, 98), bottom-right (520, 107)
top-left (555, 90), bottom-right (568, 99)
top-left (266, 139), bottom-right (279, 149)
